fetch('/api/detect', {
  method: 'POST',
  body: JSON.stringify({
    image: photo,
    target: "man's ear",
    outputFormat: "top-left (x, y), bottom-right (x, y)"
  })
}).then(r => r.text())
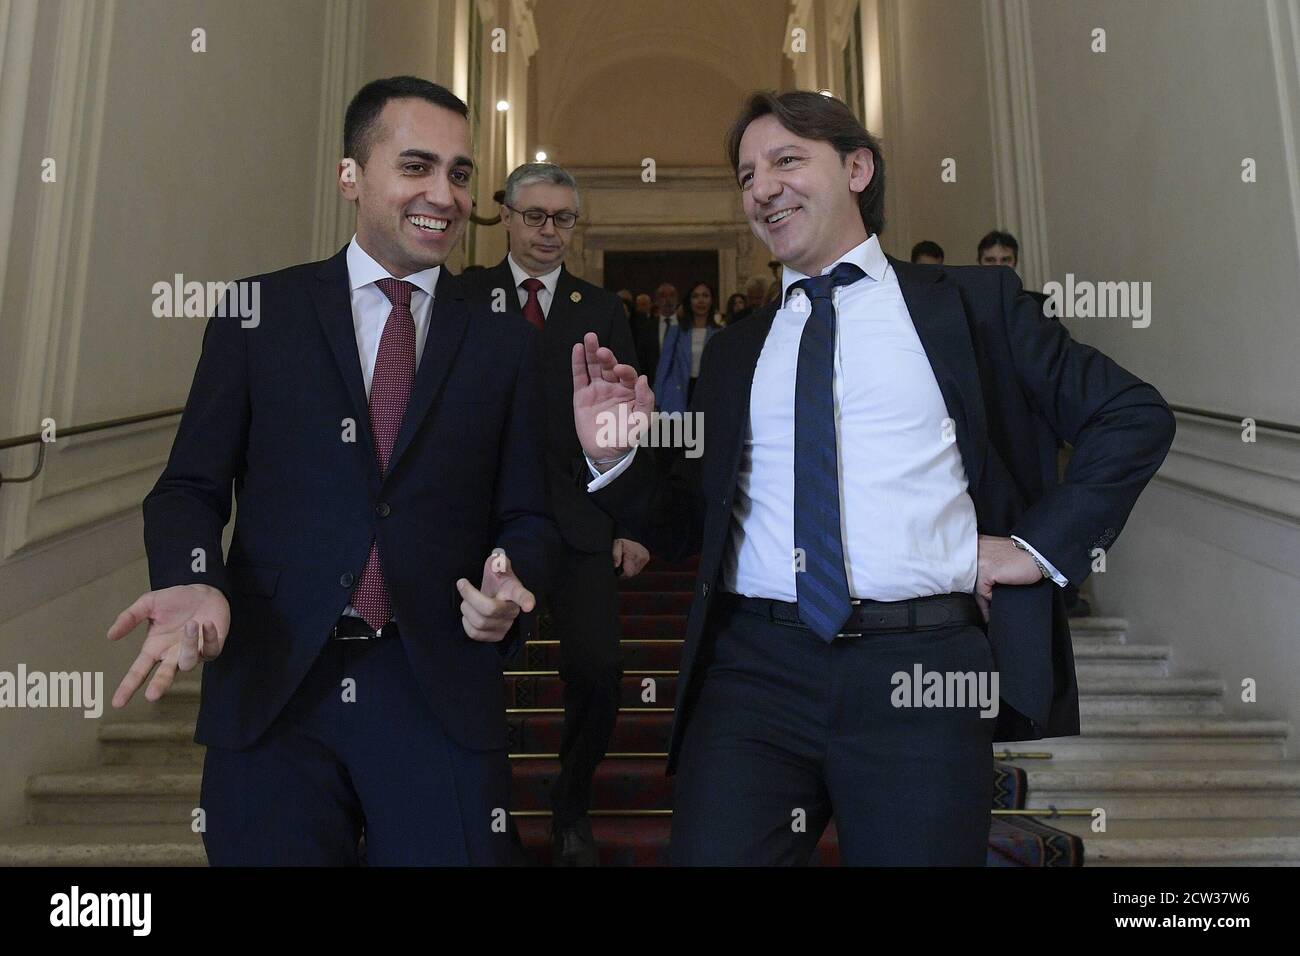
top-left (846, 147), bottom-right (874, 195)
top-left (338, 159), bottom-right (359, 200)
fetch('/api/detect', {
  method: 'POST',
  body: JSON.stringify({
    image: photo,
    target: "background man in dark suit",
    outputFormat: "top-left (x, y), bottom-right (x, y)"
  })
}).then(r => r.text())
top-left (460, 163), bottom-right (648, 865)
top-left (106, 76), bottom-right (558, 865)
top-left (632, 282), bottom-right (679, 387)
top-left (570, 90), bottom-right (1174, 865)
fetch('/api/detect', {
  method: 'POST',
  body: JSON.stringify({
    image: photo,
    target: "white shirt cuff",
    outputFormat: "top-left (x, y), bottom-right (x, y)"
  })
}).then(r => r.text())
top-left (1011, 535), bottom-right (1068, 587)
top-left (585, 446), bottom-right (637, 491)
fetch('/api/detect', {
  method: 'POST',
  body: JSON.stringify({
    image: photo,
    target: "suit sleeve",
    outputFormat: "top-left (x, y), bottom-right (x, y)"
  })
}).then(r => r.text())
top-left (587, 334), bottom-right (716, 561)
top-left (142, 302), bottom-right (251, 599)
top-left (494, 324), bottom-right (562, 658)
top-left (996, 268), bottom-right (1176, 585)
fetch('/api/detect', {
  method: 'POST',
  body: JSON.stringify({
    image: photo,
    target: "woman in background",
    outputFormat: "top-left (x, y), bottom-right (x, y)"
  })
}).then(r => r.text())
top-left (724, 292), bottom-right (748, 325)
top-left (654, 280), bottom-right (722, 414)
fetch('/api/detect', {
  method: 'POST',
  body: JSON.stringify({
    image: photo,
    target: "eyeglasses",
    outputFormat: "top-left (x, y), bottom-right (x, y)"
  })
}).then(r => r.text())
top-left (503, 204), bottom-right (578, 229)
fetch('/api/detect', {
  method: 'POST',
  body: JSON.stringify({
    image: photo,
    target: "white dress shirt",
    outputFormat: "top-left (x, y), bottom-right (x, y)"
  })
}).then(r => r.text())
top-left (588, 234), bottom-right (1066, 597)
top-left (657, 313), bottom-right (675, 347)
top-left (507, 254), bottom-right (561, 319)
top-left (346, 235), bottom-right (438, 394)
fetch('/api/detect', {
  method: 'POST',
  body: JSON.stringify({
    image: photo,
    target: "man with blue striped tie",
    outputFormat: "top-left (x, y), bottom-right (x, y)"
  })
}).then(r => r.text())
top-left (569, 90), bottom-right (1174, 865)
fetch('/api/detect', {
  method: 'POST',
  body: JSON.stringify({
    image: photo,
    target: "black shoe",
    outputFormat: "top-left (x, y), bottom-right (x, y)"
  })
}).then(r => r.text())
top-left (552, 816), bottom-right (600, 867)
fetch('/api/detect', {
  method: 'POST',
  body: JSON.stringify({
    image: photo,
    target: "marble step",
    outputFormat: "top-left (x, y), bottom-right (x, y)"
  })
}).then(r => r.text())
top-left (1011, 717), bottom-right (1289, 761)
top-left (28, 768), bottom-right (202, 825)
top-left (1077, 676), bottom-right (1224, 716)
top-left (1071, 643), bottom-right (1169, 678)
top-left (0, 824), bottom-right (205, 866)
top-left (1052, 818), bottom-right (1300, 866)
top-left (1066, 618), bottom-right (1129, 644)
top-left (1024, 760), bottom-right (1300, 818)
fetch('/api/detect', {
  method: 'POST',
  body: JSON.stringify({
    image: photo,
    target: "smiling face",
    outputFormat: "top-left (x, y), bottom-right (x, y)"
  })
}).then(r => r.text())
top-left (502, 181), bottom-right (577, 276)
top-left (736, 114), bottom-right (873, 277)
top-left (339, 97), bottom-right (473, 277)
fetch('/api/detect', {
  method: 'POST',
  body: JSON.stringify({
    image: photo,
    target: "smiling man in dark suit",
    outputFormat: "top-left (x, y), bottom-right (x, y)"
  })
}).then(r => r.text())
top-left (106, 76), bottom-right (558, 865)
top-left (570, 90), bottom-right (1175, 865)
top-left (460, 163), bottom-right (649, 865)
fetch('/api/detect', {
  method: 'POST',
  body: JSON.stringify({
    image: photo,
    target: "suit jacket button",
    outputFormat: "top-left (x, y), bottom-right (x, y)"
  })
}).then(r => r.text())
top-left (375, 502), bottom-right (391, 517)
top-left (340, 572), bottom-right (354, 587)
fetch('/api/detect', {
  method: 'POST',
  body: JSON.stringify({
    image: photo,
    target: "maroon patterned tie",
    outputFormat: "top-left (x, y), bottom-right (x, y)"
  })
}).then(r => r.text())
top-left (520, 277), bottom-right (545, 330)
top-left (351, 277), bottom-right (416, 629)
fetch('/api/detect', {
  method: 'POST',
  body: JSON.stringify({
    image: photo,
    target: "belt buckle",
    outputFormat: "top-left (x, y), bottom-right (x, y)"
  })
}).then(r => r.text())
top-left (836, 599), bottom-right (863, 639)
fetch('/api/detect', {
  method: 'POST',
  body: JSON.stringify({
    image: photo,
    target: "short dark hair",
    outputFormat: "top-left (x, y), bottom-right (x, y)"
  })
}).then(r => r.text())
top-left (910, 240), bottom-right (945, 263)
top-left (724, 90), bottom-right (886, 237)
top-left (344, 76), bottom-right (469, 167)
top-left (977, 230), bottom-right (1019, 262)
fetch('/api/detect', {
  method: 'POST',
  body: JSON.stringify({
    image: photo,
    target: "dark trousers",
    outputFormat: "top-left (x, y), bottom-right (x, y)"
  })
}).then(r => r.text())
top-left (669, 603), bottom-right (997, 865)
top-left (546, 545), bottom-right (623, 829)
top-left (200, 632), bottom-right (512, 865)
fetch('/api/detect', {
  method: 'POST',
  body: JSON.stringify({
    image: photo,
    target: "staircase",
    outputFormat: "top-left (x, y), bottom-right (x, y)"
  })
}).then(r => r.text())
top-left (506, 557), bottom-right (1075, 865)
top-left (0, 569), bottom-right (1290, 866)
top-left (999, 617), bottom-right (1300, 865)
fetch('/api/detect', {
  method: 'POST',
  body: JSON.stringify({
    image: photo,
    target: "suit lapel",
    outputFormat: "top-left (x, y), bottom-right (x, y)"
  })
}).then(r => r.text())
top-left (720, 305), bottom-right (777, 488)
top-left (311, 247), bottom-right (379, 495)
top-left (386, 267), bottom-right (471, 477)
top-left (488, 260), bottom-right (523, 318)
top-left (891, 256), bottom-right (989, 497)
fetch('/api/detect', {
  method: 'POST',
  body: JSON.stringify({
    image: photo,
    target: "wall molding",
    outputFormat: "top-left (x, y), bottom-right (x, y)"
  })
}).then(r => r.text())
top-left (1157, 411), bottom-right (1300, 528)
top-left (1266, 0), bottom-right (1300, 276)
top-left (3, 0), bottom-right (118, 560)
top-left (310, 0), bottom-right (365, 261)
top-left (876, 0), bottom-right (909, 250)
top-left (981, 0), bottom-right (1050, 290)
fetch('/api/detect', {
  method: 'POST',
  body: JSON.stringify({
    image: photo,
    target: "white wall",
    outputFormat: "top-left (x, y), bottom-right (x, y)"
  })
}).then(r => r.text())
top-left (1025, 0), bottom-right (1300, 731)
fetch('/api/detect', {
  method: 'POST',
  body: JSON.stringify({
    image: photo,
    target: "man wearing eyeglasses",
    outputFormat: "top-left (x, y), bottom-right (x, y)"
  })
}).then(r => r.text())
top-left (460, 163), bottom-right (649, 865)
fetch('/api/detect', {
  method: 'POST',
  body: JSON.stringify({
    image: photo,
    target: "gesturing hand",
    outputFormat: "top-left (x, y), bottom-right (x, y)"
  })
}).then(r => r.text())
top-left (973, 534), bottom-right (1044, 622)
top-left (457, 549), bottom-right (536, 643)
top-left (106, 583), bottom-right (230, 706)
top-left (571, 332), bottom-right (654, 467)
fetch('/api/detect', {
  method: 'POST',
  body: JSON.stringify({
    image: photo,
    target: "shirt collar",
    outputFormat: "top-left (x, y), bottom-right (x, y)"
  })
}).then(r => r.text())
top-left (507, 254), bottom-right (562, 296)
top-left (779, 233), bottom-right (886, 304)
top-left (346, 235), bottom-right (440, 300)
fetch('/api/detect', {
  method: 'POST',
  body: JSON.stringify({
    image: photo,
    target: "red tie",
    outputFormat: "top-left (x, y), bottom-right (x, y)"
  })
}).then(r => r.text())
top-left (520, 277), bottom-right (545, 330)
top-left (351, 277), bottom-right (416, 629)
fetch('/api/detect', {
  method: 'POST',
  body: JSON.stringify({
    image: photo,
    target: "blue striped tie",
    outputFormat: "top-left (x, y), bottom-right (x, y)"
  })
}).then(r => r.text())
top-left (790, 261), bottom-right (866, 641)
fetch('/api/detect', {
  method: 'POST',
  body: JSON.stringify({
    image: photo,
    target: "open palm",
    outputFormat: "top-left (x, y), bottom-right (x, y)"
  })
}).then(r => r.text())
top-left (571, 331), bottom-right (654, 460)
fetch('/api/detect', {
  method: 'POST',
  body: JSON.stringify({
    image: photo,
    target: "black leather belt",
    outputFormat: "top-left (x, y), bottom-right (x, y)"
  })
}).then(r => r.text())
top-left (328, 616), bottom-right (398, 641)
top-left (721, 592), bottom-right (982, 636)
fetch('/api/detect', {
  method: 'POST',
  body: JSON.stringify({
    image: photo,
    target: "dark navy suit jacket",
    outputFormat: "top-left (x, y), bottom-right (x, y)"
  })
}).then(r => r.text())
top-left (590, 259), bottom-right (1176, 772)
top-left (143, 246), bottom-right (560, 752)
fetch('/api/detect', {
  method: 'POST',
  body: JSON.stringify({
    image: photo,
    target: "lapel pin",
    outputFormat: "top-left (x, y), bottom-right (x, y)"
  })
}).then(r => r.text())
top-left (570, 291), bottom-right (582, 303)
